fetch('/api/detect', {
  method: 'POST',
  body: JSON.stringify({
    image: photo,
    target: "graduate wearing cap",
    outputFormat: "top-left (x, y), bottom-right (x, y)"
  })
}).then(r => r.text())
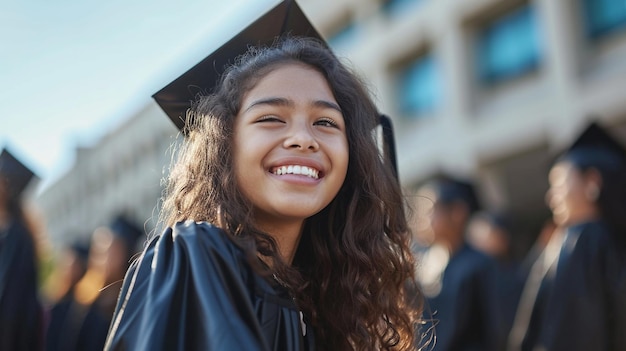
top-left (0, 148), bottom-right (44, 351)
top-left (46, 215), bottom-right (144, 351)
top-left (507, 122), bottom-right (626, 351)
top-left (413, 175), bottom-right (503, 351)
top-left (104, 1), bottom-right (421, 350)
top-left (467, 210), bottom-right (524, 343)
top-left (46, 239), bottom-right (90, 351)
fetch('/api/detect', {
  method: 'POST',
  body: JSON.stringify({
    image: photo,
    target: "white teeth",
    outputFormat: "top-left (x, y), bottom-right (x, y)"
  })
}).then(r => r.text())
top-left (272, 165), bottom-right (319, 179)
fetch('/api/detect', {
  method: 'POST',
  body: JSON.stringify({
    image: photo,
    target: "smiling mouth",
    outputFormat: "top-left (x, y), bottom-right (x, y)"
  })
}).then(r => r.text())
top-left (271, 165), bottom-right (320, 179)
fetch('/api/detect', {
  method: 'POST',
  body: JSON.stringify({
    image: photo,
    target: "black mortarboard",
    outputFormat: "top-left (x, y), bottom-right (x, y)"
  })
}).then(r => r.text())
top-left (109, 215), bottom-right (144, 255)
top-left (429, 174), bottom-right (482, 215)
top-left (0, 148), bottom-right (37, 200)
top-left (558, 121), bottom-right (626, 172)
top-left (153, 0), bottom-right (323, 130)
top-left (474, 210), bottom-right (512, 234)
top-left (69, 240), bottom-right (90, 264)
top-left (153, 0), bottom-right (400, 178)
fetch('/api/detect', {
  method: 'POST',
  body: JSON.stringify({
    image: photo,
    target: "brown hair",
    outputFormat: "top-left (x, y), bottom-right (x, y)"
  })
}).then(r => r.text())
top-left (159, 37), bottom-right (422, 350)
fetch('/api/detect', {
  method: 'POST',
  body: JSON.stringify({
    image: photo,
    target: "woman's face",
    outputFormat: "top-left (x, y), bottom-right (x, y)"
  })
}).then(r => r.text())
top-left (233, 63), bottom-right (349, 230)
top-left (547, 161), bottom-right (599, 226)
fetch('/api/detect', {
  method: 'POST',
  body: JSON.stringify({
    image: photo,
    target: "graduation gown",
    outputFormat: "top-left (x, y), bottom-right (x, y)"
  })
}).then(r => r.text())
top-left (46, 292), bottom-right (111, 351)
top-left (104, 220), bottom-right (314, 351)
top-left (535, 220), bottom-right (626, 351)
top-left (0, 219), bottom-right (43, 351)
top-left (420, 244), bottom-right (502, 351)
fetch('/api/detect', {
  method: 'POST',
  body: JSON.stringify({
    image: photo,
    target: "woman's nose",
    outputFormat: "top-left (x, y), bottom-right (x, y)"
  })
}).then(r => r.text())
top-left (283, 124), bottom-right (319, 151)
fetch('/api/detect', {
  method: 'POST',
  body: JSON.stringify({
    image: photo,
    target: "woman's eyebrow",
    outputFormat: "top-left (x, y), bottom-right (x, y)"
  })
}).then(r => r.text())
top-left (243, 97), bottom-right (342, 113)
top-left (243, 97), bottom-right (292, 112)
top-left (312, 100), bottom-right (342, 113)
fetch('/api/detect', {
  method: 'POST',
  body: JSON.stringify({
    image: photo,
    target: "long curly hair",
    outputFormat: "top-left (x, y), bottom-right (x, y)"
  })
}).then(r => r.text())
top-left (159, 36), bottom-right (422, 350)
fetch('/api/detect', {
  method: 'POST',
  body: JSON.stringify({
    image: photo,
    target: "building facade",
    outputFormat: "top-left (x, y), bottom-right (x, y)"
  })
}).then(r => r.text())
top-left (301, 0), bottom-right (626, 254)
top-left (36, 0), bottom-right (626, 256)
top-left (36, 103), bottom-right (179, 251)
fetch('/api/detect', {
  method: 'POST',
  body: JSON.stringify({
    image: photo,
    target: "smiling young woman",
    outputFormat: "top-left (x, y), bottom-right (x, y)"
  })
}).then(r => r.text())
top-left (104, 37), bottom-right (422, 351)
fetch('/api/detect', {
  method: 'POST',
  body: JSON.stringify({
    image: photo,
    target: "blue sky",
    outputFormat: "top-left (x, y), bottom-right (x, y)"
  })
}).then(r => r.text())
top-left (0, 0), bottom-right (276, 190)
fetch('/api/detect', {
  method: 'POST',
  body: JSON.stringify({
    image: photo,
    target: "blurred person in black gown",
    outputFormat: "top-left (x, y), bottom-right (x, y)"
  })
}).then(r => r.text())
top-left (467, 211), bottom-right (515, 265)
top-left (45, 215), bottom-right (143, 351)
top-left (467, 211), bottom-right (524, 346)
top-left (508, 121), bottom-right (626, 351)
top-left (0, 147), bottom-right (44, 351)
top-left (47, 241), bottom-right (90, 304)
top-left (415, 175), bottom-right (502, 351)
top-left (45, 240), bottom-right (89, 350)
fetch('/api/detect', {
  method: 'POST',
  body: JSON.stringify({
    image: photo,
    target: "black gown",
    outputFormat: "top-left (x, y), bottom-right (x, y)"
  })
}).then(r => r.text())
top-left (104, 220), bottom-right (314, 351)
top-left (46, 292), bottom-right (111, 351)
top-left (530, 220), bottom-right (626, 351)
top-left (420, 244), bottom-right (502, 351)
top-left (0, 219), bottom-right (43, 351)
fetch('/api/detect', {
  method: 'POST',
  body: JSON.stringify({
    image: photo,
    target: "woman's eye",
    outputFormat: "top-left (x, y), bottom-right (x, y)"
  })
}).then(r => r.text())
top-left (315, 118), bottom-right (339, 128)
top-left (256, 115), bottom-right (284, 123)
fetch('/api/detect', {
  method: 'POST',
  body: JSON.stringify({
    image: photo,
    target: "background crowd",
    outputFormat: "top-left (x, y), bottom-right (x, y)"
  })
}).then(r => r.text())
top-left (409, 121), bottom-right (626, 350)
top-left (0, 151), bottom-right (145, 350)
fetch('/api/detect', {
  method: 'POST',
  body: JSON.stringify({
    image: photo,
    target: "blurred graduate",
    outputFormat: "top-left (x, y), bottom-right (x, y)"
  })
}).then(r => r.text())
top-left (46, 215), bottom-right (143, 351)
top-left (414, 175), bottom-right (502, 351)
top-left (508, 121), bottom-right (626, 351)
top-left (0, 147), bottom-right (44, 350)
top-left (467, 211), bottom-right (524, 342)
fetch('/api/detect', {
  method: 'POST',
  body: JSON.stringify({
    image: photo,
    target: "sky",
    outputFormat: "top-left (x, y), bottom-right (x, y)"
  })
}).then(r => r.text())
top-left (0, 0), bottom-right (277, 191)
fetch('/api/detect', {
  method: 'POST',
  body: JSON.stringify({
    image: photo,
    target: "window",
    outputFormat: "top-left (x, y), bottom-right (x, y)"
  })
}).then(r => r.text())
top-left (581, 0), bottom-right (626, 39)
top-left (397, 54), bottom-right (441, 117)
top-left (382, 0), bottom-right (423, 15)
top-left (328, 21), bottom-right (357, 48)
top-left (476, 5), bottom-right (541, 85)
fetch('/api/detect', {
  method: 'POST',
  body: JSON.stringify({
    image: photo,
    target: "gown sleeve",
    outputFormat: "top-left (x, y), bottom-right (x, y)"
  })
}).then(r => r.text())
top-left (104, 220), bottom-right (271, 351)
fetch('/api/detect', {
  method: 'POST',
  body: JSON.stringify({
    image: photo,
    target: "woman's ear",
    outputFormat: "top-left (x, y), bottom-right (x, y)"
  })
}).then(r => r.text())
top-left (583, 168), bottom-right (603, 201)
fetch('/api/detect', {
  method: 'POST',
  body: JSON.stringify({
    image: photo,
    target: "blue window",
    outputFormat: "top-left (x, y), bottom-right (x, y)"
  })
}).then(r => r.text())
top-left (581, 0), bottom-right (626, 39)
top-left (476, 6), bottom-right (542, 85)
top-left (397, 55), bottom-right (441, 116)
top-left (328, 22), bottom-right (357, 47)
top-left (382, 0), bottom-right (423, 15)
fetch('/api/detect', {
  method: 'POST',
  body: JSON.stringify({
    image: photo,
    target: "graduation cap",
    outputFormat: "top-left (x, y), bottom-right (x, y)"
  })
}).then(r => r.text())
top-left (153, 0), bottom-right (324, 130)
top-left (69, 240), bottom-right (91, 264)
top-left (109, 215), bottom-right (144, 256)
top-left (152, 0), bottom-right (400, 178)
top-left (0, 148), bottom-right (37, 200)
top-left (558, 121), bottom-right (626, 172)
top-left (427, 174), bottom-right (481, 215)
top-left (473, 210), bottom-right (512, 234)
